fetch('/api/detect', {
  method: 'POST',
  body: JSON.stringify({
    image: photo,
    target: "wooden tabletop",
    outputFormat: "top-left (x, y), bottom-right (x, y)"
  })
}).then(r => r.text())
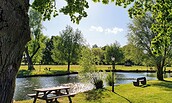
top-left (34, 86), bottom-right (70, 92)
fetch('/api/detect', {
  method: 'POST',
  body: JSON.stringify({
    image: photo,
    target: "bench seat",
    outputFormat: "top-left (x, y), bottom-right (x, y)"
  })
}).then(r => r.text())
top-left (28, 93), bottom-right (76, 99)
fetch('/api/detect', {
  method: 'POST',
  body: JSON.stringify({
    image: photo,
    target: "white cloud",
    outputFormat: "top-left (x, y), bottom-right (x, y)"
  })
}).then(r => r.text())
top-left (89, 26), bottom-right (123, 34)
top-left (105, 27), bottom-right (123, 34)
top-left (89, 26), bottom-right (104, 32)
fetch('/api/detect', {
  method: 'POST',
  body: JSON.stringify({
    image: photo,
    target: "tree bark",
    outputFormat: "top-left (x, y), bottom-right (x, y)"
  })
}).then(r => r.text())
top-left (0, 0), bottom-right (30, 103)
top-left (24, 44), bottom-right (40, 70)
top-left (157, 64), bottom-right (164, 81)
top-left (24, 47), bottom-right (35, 70)
top-left (67, 60), bottom-right (70, 73)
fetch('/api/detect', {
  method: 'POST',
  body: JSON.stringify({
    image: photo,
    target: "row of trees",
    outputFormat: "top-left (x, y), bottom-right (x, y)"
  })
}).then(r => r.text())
top-left (25, 9), bottom-right (172, 76)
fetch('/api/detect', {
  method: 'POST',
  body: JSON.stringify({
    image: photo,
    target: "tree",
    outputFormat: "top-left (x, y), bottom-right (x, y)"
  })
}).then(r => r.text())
top-left (127, 13), bottom-right (172, 80)
top-left (42, 37), bottom-right (55, 64)
top-left (92, 47), bottom-right (104, 65)
top-left (122, 43), bottom-right (144, 65)
top-left (51, 35), bottom-right (65, 64)
top-left (52, 26), bottom-right (84, 72)
top-left (104, 42), bottom-right (123, 65)
top-left (80, 46), bottom-right (96, 72)
top-left (24, 8), bottom-right (44, 70)
top-left (79, 46), bottom-right (104, 89)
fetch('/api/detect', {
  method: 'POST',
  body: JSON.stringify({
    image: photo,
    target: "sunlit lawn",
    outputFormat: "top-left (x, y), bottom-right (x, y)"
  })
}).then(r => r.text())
top-left (19, 65), bottom-right (172, 74)
top-left (15, 78), bottom-right (172, 103)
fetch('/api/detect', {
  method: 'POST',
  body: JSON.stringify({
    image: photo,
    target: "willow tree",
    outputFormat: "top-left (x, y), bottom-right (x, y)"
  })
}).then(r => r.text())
top-left (52, 26), bottom-right (84, 72)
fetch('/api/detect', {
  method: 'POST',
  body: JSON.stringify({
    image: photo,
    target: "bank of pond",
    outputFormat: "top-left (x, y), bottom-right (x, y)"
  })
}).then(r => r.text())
top-left (14, 72), bottom-right (172, 101)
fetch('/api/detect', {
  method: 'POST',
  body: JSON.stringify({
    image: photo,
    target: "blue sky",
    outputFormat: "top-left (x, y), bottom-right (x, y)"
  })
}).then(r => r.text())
top-left (42, 0), bottom-right (131, 47)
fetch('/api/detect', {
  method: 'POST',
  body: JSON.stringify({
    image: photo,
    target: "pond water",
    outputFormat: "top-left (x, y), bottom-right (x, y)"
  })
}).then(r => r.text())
top-left (14, 72), bottom-right (172, 100)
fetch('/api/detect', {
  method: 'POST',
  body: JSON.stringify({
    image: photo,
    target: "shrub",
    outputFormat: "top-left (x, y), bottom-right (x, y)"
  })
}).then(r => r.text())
top-left (94, 79), bottom-right (104, 89)
top-left (105, 73), bottom-right (115, 86)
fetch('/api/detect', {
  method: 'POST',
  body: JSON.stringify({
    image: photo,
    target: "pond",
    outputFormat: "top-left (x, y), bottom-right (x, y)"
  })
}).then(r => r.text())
top-left (14, 72), bottom-right (171, 100)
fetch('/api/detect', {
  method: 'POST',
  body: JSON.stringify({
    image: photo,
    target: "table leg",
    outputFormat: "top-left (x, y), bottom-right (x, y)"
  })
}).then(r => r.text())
top-left (33, 92), bottom-right (39, 103)
top-left (65, 89), bottom-right (72, 103)
top-left (43, 91), bottom-right (49, 103)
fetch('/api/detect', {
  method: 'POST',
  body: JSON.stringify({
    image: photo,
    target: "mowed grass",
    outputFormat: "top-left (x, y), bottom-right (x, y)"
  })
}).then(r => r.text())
top-left (15, 78), bottom-right (172, 103)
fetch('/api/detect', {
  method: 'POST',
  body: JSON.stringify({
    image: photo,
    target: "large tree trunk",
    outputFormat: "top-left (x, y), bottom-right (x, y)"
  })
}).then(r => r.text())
top-left (25, 47), bottom-right (35, 70)
top-left (67, 60), bottom-right (70, 73)
top-left (0, 0), bottom-right (30, 103)
top-left (157, 64), bottom-right (164, 81)
top-left (25, 44), bottom-right (40, 70)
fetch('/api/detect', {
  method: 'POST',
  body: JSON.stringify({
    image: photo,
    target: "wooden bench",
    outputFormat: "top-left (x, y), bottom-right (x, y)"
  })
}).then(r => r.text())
top-left (28, 86), bottom-right (76, 103)
top-left (133, 77), bottom-right (146, 86)
top-left (28, 93), bottom-right (76, 103)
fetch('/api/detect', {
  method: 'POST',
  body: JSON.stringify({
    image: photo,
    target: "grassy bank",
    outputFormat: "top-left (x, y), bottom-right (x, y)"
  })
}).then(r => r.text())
top-left (18, 65), bottom-right (172, 77)
top-left (15, 78), bottom-right (172, 103)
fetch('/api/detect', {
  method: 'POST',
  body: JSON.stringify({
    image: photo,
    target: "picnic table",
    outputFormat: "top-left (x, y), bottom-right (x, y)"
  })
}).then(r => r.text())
top-left (28, 86), bottom-right (75, 103)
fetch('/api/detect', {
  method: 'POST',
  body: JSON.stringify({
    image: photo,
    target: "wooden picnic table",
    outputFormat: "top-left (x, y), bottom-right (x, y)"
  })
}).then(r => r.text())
top-left (28, 86), bottom-right (75, 103)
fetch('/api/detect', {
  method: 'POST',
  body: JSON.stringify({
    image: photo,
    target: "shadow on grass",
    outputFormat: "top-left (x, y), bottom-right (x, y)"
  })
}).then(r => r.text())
top-left (140, 84), bottom-right (151, 88)
top-left (113, 92), bottom-right (132, 103)
top-left (151, 80), bottom-right (172, 91)
top-left (85, 89), bottom-right (104, 103)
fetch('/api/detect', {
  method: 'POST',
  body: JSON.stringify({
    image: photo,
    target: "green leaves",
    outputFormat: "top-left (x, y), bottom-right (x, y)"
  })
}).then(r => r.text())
top-left (60, 0), bottom-right (89, 24)
top-left (32, 0), bottom-right (89, 24)
top-left (32, 0), bottom-right (58, 20)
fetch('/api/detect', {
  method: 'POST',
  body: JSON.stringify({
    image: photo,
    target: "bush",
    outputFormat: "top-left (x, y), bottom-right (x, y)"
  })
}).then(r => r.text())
top-left (94, 79), bottom-right (104, 89)
top-left (105, 73), bottom-right (115, 86)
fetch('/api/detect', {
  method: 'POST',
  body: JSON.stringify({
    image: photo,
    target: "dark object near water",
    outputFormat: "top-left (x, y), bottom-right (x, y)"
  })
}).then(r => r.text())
top-left (133, 77), bottom-right (146, 86)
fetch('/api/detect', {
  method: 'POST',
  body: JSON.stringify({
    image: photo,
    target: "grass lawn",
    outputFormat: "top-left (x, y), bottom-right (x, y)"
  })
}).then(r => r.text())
top-left (15, 78), bottom-right (172, 103)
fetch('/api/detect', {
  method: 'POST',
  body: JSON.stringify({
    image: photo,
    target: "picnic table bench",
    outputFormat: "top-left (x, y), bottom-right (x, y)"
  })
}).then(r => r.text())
top-left (133, 77), bottom-right (146, 86)
top-left (28, 86), bottom-right (75, 103)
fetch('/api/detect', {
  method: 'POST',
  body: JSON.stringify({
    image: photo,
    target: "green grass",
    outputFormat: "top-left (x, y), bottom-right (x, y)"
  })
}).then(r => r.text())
top-left (15, 78), bottom-right (172, 103)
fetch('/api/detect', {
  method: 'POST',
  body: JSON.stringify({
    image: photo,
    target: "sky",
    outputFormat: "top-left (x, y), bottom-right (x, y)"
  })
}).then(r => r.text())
top-left (42, 0), bottom-right (131, 47)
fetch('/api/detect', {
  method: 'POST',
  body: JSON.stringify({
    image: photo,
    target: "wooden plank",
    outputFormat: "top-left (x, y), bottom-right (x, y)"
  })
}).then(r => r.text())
top-left (35, 93), bottom-right (76, 100)
top-left (28, 93), bottom-right (44, 98)
top-left (34, 86), bottom-right (70, 92)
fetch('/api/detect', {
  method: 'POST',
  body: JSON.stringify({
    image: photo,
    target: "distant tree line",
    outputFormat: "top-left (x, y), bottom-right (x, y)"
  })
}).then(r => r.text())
top-left (24, 9), bottom-right (172, 80)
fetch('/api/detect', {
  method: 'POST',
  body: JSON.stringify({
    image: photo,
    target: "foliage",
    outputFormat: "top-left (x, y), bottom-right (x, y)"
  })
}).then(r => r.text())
top-left (42, 38), bottom-right (55, 64)
top-left (24, 8), bottom-right (47, 70)
top-left (52, 25), bottom-right (84, 72)
top-left (51, 36), bottom-right (64, 64)
top-left (89, 72), bottom-right (104, 89)
top-left (92, 48), bottom-right (104, 65)
top-left (94, 79), bottom-right (104, 89)
top-left (29, 34), bottom-right (47, 63)
top-left (127, 13), bottom-right (172, 80)
top-left (79, 46), bottom-right (104, 89)
top-left (32, 0), bottom-right (89, 24)
top-left (105, 73), bottom-right (115, 86)
top-left (122, 43), bottom-right (144, 65)
top-left (80, 46), bottom-right (97, 72)
top-left (28, 8), bottom-right (47, 63)
top-left (104, 42), bottom-right (123, 64)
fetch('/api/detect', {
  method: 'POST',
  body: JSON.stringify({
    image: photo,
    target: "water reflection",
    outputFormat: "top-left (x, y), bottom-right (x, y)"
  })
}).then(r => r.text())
top-left (14, 72), bottom-right (171, 100)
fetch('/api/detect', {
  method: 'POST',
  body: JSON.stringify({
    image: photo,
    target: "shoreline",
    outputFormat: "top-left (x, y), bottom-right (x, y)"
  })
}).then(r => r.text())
top-left (17, 69), bottom-right (172, 78)
top-left (17, 72), bottom-right (78, 78)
